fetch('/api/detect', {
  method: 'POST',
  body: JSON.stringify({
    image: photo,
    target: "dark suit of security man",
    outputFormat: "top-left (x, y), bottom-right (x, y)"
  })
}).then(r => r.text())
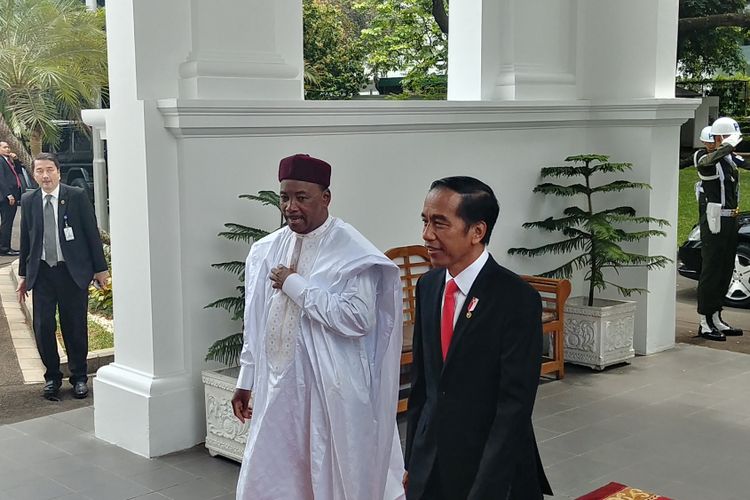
top-left (16, 153), bottom-right (109, 401)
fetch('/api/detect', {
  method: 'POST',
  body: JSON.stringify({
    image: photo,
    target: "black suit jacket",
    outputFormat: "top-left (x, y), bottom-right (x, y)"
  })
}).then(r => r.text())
top-left (405, 256), bottom-right (552, 500)
top-left (19, 184), bottom-right (107, 290)
top-left (0, 155), bottom-right (22, 203)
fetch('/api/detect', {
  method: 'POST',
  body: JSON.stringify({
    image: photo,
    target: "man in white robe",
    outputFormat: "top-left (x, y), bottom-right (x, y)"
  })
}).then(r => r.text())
top-left (232, 154), bottom-right (405, 500)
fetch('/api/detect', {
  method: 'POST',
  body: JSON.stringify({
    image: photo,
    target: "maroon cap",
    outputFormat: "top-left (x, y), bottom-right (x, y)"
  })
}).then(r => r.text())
top-left (278, 154), bottom-right (331, 187)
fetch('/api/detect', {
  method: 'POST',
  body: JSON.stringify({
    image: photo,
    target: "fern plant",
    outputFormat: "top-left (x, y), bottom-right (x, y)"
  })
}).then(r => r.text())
top-left (205, 191), bottom-right (284, 366)
top-left (507, 154), bottom-right (671, 307)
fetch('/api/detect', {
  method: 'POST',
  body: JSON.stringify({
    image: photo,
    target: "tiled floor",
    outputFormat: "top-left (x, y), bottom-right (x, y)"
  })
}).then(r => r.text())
top-left (3, 343), bottom-right (750, 499)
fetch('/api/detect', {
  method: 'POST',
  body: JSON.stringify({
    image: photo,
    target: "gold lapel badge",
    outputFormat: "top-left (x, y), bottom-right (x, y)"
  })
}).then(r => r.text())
top-left (466, 297), bottom-right (479, 318)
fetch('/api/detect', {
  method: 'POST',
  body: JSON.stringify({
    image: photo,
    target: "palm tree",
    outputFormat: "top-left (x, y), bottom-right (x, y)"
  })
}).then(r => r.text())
top-left (0, 0), bottom-right (107, 170)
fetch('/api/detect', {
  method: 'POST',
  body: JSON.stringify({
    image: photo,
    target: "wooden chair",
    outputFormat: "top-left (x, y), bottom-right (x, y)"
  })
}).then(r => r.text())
top-left (521, 275), bottom-right (571, 380)
top-left (385, 245), bottom-right (432, 414)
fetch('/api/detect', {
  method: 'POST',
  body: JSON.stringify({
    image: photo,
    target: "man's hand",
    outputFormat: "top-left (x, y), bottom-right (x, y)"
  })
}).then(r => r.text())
top-left (269, 265), bottom-right (295, 290)
top-left (402, 471), bottom-right (408, 492)
top-left (93, 270), bottom-right (110, 289)
top-left (7, 195), bottom-right (14, 206)
top-left (8, 153), bottom-right (17, 160)
top-left (231, 389), bottom-right (253, 423)
top-left (16, 278), bottom-right (27, 304)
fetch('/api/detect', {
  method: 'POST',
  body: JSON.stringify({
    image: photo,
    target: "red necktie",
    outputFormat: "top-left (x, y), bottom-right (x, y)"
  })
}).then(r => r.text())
top-left (441, 279), bottom-right (459, 360)
top-left (6, 157), bottom-right (20, 188)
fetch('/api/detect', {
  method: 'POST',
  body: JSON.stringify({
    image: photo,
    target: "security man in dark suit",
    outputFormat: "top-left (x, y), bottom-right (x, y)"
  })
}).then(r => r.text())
top-left (404, 177), bottom-right (551, 500)
top-left (694, 117), bottom-right (747, 341)
top-left (0, 141), bottom-right (24, 255)
top-left (16, 152), bottom-right (108, 401)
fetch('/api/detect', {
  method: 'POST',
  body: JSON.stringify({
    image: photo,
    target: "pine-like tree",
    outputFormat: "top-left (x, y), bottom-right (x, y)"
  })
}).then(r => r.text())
top-left (508, 154), bottom-right (671, 307)
top-left (204, 191), bottom-right (283, 366)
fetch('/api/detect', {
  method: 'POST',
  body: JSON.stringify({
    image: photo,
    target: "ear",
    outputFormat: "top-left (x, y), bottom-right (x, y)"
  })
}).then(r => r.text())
top-left (471, 221), bottom-right (487, 245)
top-left (322, 188), bottom-right (331, 206)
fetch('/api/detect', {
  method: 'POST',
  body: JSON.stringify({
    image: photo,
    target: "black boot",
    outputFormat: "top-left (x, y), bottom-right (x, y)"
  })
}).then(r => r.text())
top-left (715, 312), bottom-right (743, 336)
top-left (699, 315), bottom-right (727, 341)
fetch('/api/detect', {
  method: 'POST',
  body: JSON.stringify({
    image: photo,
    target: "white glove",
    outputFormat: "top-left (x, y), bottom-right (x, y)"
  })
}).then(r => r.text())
top-left (723, 133), bottom-right (743, 148)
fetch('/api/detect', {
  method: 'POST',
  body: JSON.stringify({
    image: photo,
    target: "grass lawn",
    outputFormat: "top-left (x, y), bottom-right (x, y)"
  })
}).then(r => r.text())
top-left (55, 314), bottom-right (114, 352)
top-left (677, 167), bottom-right (750, 244)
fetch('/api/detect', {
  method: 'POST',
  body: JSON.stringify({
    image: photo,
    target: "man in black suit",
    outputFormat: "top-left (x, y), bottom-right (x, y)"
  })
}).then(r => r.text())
top-left (16, 152), bottom-right (108, 401)
top-left (0, 141), bottom-right (24, 255)
top-left (404, 176), bottom-right (552, 500)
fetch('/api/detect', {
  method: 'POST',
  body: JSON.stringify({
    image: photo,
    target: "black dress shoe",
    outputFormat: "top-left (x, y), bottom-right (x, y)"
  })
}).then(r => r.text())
top-left (73, 381), bottom-right (89, 399)
top-left (0, 249), bottom-right (19, 256)
top-left (699, 326), bottom-right (727, 341)
top-left (43, 381), bottom-right (61, 401)
top-left (722, 327), bottom-right (744, 336)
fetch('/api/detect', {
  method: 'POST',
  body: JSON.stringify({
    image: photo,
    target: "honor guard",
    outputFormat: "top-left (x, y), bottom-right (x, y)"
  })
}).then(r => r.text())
top-left (694, 117), bottom-right (746, 340)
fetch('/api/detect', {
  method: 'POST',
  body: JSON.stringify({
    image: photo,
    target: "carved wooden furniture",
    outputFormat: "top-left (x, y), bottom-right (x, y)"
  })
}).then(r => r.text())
top-left (521, 275), bottom-right (571, 380)
top-left (385, 245), bottom-right (432, 414)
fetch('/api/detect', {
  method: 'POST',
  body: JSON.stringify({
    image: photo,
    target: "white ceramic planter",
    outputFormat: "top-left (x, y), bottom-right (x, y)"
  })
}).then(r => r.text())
top-left (563, 297), bottom-right (636, 370)
top-left (202, 367), bottom-right (249, 462)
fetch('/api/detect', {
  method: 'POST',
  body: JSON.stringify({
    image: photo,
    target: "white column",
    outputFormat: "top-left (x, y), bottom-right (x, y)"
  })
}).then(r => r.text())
top-left (179, 0), bottom-right (303, 100)
top-left (93, 0), bottom-right (198, 457)
top-left (448, 0), bottom-right (578, 101)
top-left (577, 0), bottom-right (678, 99)
top-left (448, 0), bottom-right (506, 100)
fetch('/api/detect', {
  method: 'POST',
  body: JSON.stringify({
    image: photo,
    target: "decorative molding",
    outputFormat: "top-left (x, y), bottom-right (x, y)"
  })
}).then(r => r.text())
top-left (202, 369), bottom-right (249, 463)
top-left (157, 98), bottom-right (700, 138)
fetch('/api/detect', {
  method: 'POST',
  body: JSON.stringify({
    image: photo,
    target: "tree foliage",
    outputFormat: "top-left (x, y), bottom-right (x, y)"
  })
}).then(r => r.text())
top-left (355, 0), bottom-right (447, 98)
top-left (0, 0), bottom-right (107, 168)
top-left (677, 0), bottom-right (749, 78)
top-left (304, 0), bottom-right (367, 99)
top-left (508, 155), bottom-right (671, 307)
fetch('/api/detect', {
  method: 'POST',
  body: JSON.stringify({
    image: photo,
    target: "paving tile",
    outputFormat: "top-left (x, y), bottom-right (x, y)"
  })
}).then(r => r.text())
top-left (1, 435), bottom-right (71, 465)
top-left (0, 425), bottom-right (25, 442)
top-left (77, 474), bottom-right (152, 500)
top-left (541, 424), bottom-right (631, 456)
top-left (157, 477), bottom-right (229, 500)
top-left (49, 408), bottom-right (94, 433)
top-left (2, 477), bottom-right (74, 500)
top-left (129, 465), bottom-right (197, 492)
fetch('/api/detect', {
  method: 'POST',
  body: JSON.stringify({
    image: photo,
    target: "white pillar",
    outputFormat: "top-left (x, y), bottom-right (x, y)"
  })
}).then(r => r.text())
top-left (448, 0), bottom-right (577, 101)
top-left (94, 0), bottom-right (306, 458)
top-left (179, 0), bottom-right (303, 100)
top-left (577, 0), bottom-right (678, 99)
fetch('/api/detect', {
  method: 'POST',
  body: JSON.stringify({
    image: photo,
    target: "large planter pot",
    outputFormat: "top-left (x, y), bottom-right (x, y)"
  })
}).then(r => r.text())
top-left (563, 297), bottom-right (636, 370)
top-left (202, 367), bottom-right (249, 462)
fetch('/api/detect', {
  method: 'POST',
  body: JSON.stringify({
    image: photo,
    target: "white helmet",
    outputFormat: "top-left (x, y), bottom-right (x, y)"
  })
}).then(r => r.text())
top-left (710, 117), bottom-right (741, 137)
top-left (699, 126), bottom-right (713, 143)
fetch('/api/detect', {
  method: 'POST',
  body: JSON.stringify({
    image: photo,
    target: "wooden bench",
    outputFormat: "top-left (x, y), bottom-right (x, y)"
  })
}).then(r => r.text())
top-left (521, 275), bottom-right (571, 380)
top-left (386, 246), bottom-right (572, 414)
top-left (385, 245), bottom-right (432, 414)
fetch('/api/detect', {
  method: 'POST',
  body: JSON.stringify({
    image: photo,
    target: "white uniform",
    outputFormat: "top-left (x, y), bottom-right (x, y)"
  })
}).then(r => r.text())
top-left (236, 216), bottom-right (405, 500)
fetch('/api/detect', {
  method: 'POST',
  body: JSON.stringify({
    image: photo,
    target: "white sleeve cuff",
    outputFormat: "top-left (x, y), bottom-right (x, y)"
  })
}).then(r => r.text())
top-left (236, 365), bottom-right (255, 390)
top-left (282, 273), bottom-right (307, 307)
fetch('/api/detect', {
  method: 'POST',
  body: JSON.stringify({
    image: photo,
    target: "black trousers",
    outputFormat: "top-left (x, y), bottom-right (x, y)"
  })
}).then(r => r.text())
top-left (698, 215), bottom-right (738, 316)
top-left (0, 200), bottom-right (16, 252)
top-left (32, 262), bottom-right (89, 385)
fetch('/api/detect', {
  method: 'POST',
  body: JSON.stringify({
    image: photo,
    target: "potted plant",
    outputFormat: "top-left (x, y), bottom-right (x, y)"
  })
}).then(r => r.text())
top-left (202, 191), bottom-right (283, 461)
top-left (508, 154), bottom-right (671, 370)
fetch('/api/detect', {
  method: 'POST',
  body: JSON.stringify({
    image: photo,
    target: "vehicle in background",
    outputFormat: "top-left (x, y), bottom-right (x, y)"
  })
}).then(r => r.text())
top-left (43, 121), bottom-right (96, 201)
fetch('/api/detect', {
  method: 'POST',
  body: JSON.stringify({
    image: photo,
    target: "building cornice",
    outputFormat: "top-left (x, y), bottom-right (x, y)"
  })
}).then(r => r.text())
top-left (155, 98), bottom-right (700, 138)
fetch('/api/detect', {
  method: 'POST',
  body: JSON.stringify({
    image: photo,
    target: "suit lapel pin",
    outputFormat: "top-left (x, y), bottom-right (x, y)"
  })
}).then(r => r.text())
top-left (60, 199), bottom-right (65, 205)
top-left (466, 297), bottom-right (479, 318)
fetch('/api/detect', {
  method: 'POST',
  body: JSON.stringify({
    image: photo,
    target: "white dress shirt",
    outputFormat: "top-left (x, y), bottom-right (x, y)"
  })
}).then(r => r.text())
top-left (41, 185), bottom-right (65, 263)
top-left (443, 248), bottom-right (489, 327)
